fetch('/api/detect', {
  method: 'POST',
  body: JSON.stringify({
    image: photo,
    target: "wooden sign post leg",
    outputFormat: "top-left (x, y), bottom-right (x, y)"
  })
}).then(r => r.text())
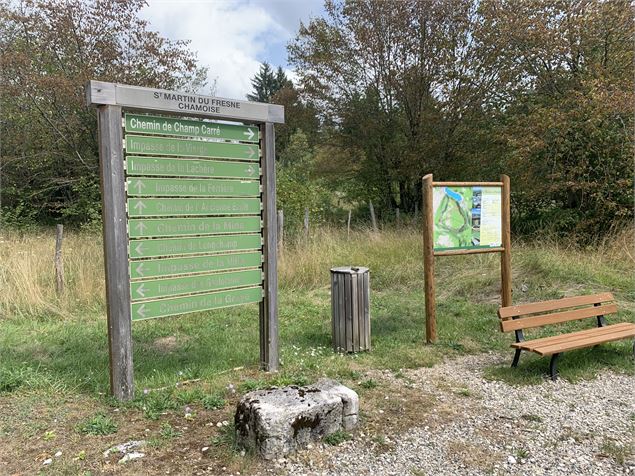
top-left (259, 122), bottom-right (279, 371)
top-left (422, 174), bottom-right (437, 343)
top-left (500, 174), bottom-right (512, 307)
top-left (97, 105), bottom-right (134, 401)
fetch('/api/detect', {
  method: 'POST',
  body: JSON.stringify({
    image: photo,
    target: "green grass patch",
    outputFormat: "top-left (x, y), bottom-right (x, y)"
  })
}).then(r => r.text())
top-left (76, 413), bottom-right (118, 435)
top-left (323, 430), bottom-right (352, 446)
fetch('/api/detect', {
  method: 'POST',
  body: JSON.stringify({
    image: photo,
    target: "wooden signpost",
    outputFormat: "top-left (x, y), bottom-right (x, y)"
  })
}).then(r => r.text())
top-left (86, 81), bottom-right (283, 401)
top-left (422, 174), bottom-right (511, 343)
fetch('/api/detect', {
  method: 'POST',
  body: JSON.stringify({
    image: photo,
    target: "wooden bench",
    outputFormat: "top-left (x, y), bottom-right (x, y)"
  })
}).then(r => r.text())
top-left (498, 292), bottom-right (635, 380)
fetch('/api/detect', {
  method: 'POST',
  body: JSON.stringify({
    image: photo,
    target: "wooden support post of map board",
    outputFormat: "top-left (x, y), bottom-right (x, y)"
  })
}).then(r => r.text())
top-left (422, 174), bottom-right (511, 344)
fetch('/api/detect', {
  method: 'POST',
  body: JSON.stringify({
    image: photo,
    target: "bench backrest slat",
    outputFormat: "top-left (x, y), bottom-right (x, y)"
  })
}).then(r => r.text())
top-left (498, 292), bottom-right (614, 320)
top-left (500, 303), bottom-right (618, 332)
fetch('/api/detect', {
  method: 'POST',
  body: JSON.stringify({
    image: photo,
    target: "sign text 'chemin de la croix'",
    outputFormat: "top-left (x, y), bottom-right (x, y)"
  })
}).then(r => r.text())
top-left (88, 80), bottom-right (283, 400)
top-left (122, 112), bottom-right (265, 321)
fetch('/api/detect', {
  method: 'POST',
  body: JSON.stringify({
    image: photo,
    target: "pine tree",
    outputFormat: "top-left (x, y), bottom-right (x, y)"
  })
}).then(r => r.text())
top-left (247, 62), bottom-right (290, 102)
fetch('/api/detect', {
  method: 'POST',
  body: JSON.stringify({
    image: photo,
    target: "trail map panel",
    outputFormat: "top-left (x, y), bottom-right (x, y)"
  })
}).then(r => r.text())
top-left (432, 186), bottom-right (502, 251)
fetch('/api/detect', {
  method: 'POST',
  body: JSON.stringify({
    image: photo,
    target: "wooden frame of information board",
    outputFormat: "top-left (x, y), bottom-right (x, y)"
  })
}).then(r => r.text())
top-left (421, 174), bottom-right (511, 343)
top-left (86, 81), bottom-right (283, 401)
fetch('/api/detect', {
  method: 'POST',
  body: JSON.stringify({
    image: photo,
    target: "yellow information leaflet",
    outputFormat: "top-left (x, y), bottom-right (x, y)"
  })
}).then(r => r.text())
top-left (433, 186), bottom-right (502, 251)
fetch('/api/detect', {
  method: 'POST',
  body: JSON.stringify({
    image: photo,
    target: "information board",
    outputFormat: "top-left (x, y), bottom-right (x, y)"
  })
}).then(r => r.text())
top-left (432, 186), bottom-right (502, 251)
top-left (88, 80), bottom-right (283, 401)
top-left (422, 175), bottom-right (511, 345)
top-left (124, 113), bottom-right (264, 321)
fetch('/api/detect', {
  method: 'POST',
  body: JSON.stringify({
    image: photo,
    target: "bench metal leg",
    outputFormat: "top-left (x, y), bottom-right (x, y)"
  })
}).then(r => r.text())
top-left (511, 349), bottom-right (522, 368)
top-left (549, 353), bottom-right (560, 381)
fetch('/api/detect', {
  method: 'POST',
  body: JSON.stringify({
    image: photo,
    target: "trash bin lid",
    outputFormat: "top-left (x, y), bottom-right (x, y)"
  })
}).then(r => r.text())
top-left (330, 266), bottom-right (369, 274)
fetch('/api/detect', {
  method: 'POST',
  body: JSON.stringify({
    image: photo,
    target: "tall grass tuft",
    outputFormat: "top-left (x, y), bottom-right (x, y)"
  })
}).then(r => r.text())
top-left (0, 229), bottom-right (105, 319)
top-left (0, 225), bottom-right (632, 320)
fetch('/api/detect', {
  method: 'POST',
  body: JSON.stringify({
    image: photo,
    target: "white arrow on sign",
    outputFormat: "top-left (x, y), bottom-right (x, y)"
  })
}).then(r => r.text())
top-left (135, 221), bottom-right (147, 234)
top-left (135, 262), bottom-right (145, 276)
top-left (137, 304), bottom-right (146, 318)
top-left (133, 200), bottom-right (146, 214)
top-left (245, 164), bottom-right (256, 176)
top-left (136, 283), bottom-right (146, 298)
top-left (134, 242), bottom-right (144, 256)
top-left (247, 146), bottom-right (256, 159)
top-left (133, 180), bottom-right (146, 194)
top-left (243, 128), bottom-right (255, 141)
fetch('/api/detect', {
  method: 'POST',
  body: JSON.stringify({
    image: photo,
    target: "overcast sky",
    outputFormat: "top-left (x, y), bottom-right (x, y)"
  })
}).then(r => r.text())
top-left (140, 0), bottom-right (325, 99)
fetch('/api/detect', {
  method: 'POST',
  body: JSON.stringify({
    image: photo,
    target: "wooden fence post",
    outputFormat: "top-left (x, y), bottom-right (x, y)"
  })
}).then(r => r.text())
top-left (304, 207), bottom-right (309, 239)
top-left (277, 209), bottom-right (284, 253)
top-left (369, 201), bottom-right (378, 232)
top-left (422, 174), bottom-right (436, 343)
top-left (347, 210), bottom-right (352, 238)
top-left (501, 174), bottom-right (512, 307)
top-left (54, 224), bottom-right (64, 295)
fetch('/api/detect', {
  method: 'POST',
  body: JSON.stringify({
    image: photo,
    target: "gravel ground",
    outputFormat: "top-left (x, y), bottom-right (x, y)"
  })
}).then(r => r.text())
top-left (259, 353), bottom-right (635, 476)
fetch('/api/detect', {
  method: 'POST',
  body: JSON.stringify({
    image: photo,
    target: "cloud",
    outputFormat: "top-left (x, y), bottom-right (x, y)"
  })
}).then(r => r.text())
top-left (141, 0), bottom-right (324, 100)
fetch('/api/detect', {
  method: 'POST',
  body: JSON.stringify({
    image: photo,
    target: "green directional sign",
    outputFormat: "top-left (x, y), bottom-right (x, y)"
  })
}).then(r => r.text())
top-left (132, 286), bottom-right (263, 321)
top-left (129, 216), bottom-right (261, 238)
top-left (125, 114), bottom-right (259, 143)
top-left (126, 135), bottom-right (259, 160)
top-left (130, 251), bottom-right (262, 279)
top-left (130, 269), bottom-right (262, 301)
top-left (126, 157), bottom-right (260, 179)
top-left (129, 234), bottom-right (262, 258)
top-left (128, 197), bottom-right (261, 216)
top-left (127, 177), bottom-right (260, 197)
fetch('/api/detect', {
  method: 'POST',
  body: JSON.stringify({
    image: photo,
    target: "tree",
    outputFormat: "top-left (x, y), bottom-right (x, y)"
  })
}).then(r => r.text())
top-left (481, 0), bottom-right (634, 236)
top-left (289, 0), bottom-right (505, 213)
top-left (246, 62), bottom-right (291, 103)
top-left (289, 0), bottom-right (633, 237)
top-left (0, 0), bottom-right (207, 225)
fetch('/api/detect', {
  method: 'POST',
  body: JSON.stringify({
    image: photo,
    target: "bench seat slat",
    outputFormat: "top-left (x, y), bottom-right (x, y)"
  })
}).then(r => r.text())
top-left (501, 303), bottom-right (617, 332)
top-left (498, 292), bottom-right (614, 320)
top-left (513, 323), bottom-right (635, 356)
top-left (511, 322), bottom-right (633, 350)
top-left (535, 326), bottom-right (635, 356)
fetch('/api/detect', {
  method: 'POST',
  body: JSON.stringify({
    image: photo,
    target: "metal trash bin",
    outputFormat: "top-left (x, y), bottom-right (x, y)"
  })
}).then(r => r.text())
top-left (330, 266), bottom-right (370, 353)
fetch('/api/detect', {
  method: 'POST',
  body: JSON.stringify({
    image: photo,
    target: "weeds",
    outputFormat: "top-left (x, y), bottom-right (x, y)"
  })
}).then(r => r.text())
top-left (159, 422), bottom-right (181, 440)
top-left (77, 413), bottom-right (118, 436)
top-left (359, 379), bottom-right (379, 389)
top-left (202, 394), bottom-right (226, 410)
top-left (601, 440), bottom-right (628, 466)
top-left (323, 430), bottom-right (352, 446)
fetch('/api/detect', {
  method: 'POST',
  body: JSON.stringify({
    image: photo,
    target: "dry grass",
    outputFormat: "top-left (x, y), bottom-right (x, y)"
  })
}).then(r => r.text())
top-left (0, 225), bottom-right (633, 320)
top-left (0, 229), bottom-right (105, 319)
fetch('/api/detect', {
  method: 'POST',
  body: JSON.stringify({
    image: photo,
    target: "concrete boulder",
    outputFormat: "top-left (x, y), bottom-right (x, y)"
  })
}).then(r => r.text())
top-left (234, 379), bottom-right (359, 459)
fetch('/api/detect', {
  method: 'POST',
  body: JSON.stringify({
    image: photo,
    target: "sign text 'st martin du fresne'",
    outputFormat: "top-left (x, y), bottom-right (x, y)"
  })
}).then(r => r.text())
top-left (154, 92), bottom-right (241, 114)
top-left (86, 80), bottom-right (284, 123)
